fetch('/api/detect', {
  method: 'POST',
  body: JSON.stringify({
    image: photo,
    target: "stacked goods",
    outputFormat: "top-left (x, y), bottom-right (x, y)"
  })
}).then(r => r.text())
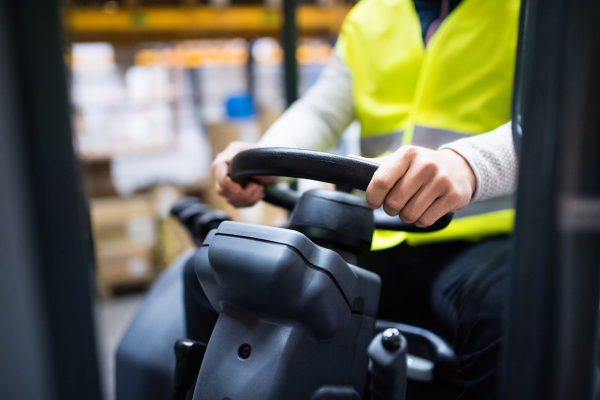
top-left (90, 195), bottom-right (158, 297)
top-left (71, 42), bottom-right (176, 161)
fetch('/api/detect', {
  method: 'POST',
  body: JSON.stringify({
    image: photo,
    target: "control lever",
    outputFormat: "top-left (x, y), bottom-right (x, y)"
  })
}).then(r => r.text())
top-left (170, 199), bottom-right (230, 244)
top-left (368, 329), bottom-right (407, 400)
top-left (171, 338), bottom-right (207, 400)
top-left (170, 197), bottom-right (202, 218)
top-left (263, 185), bottom-right (299, 211)
top-left (194, 210), bottom-right (229, 239)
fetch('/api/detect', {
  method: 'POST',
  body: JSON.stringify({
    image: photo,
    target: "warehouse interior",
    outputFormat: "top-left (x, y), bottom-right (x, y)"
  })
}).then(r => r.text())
top-left (1, 1), bottom-right (600, 400)
top-left (65, 1), bottom-right (354, 398)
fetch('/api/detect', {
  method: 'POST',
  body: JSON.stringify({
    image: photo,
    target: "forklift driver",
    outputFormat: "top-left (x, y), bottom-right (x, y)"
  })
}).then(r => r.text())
top-left (188, 0), bottom-right (520, 398)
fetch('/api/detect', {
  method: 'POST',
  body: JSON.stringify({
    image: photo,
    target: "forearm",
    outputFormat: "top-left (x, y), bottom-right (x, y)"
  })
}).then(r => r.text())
top-left (258, 51), bottom-right (355, 151)
top-left (440, 122), bottom-right (518, 202)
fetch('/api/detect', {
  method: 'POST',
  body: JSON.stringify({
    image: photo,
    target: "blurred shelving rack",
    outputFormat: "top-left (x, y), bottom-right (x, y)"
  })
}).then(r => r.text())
top-left (67, 0), bottom-right (346, 298)
top-left (66, 4), bottom-right (352, 42)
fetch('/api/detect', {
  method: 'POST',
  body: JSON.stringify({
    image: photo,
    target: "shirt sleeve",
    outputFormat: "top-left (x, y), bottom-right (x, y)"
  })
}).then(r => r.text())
top-left (258, 50), bottom-right (355, 151)
top-left (439, 122), bottom-right (518, 202)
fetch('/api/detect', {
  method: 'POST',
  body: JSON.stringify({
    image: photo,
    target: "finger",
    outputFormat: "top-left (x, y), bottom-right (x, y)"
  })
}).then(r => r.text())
top-left (380, 152), bottom-right (435, 216)
top-left (254, 175), bottom-right (276, 184)
top-left (215, 181), bottom-right (228, 197)
top-left (414, 194), bottom-right (459, 227)
top-left (366, 147), bottom-right (417, 209)
top-left (225, 177), bottom-right (254, 195)
top-left (398, 182), bottom-right (443, 224)
top-left (213, 160), bottom-right (232, 187)
top-left (228, 184), bottom-right (264, 208)
top-left (227, 182), bottom-right (263, 207)
top-left (216, 180), bottom-right (241, 199)
top-left (381, 163), bottom-right (430, 217)
top-left (244, 182), bottom-right (264, 199)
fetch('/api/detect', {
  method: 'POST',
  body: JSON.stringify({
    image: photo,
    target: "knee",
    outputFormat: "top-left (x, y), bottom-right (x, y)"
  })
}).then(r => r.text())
top-left (455, 275), bottom-right (505, 365)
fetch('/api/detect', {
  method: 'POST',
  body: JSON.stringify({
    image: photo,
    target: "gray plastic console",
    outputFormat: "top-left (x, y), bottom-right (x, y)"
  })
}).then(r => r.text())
top-left (194, 221), bottom-right (381, 400)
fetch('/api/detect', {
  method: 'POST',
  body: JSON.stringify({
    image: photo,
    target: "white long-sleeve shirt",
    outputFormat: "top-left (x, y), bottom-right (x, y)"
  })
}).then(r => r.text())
top-left (258, 52), bottom-right (517, 202)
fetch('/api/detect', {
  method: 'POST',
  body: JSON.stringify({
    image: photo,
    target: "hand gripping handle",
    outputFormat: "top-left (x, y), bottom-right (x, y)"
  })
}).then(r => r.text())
top-left (229, 147), bottom-right (454, 232)
top-left (229, 148), bottom-right (380, 191)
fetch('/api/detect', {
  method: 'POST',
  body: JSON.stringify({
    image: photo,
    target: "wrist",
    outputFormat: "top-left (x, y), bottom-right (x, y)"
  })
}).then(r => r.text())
top-left (440, 148), bottom-right (477, 198)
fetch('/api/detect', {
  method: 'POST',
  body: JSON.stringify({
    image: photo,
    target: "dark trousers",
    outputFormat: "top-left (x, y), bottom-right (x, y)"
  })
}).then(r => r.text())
top-left (183, 236), bottom-right (511, 400)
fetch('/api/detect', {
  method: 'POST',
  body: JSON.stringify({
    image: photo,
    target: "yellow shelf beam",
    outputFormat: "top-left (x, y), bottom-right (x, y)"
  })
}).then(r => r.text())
top-left (66, 5), bottom-right (351, 42)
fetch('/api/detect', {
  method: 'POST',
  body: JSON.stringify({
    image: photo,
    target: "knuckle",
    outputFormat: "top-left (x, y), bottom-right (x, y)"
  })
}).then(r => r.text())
top-left (446, 191), bottom-right (462, 205)
top-left (371, 173), bottom-right (393, 191)
top-left (400, 208), bottom-right (419, 223)
top-left (420, 161), bottom-right (439, 176)
top-left (366, 199), bottom-right (381, 210)
top-left (402, 145), bottom-right (419, 159)
top-left (436, 171), bottom-right (451, 185)
top-left (437, 176), bottom-right (453, 193)
top-left (441, 194), bottom-right (461, 212)
top-left (418, 214), bottom-right (436, 227)
top-left (384, 197), bottom-right (403, 213)
top-left (383, 204), bottom-right (399, 217)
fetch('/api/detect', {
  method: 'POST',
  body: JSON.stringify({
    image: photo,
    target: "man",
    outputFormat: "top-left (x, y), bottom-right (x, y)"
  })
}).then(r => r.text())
top-left (186, 0), bottom-right (520, 398)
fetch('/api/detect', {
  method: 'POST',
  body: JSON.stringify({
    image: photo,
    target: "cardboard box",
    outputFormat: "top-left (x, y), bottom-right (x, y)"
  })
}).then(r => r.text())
top-left (95, 241), bottom-right (155, 298)
top-left (90, 195), bottom-right (158, 297)
top-left (81, 159), bottom-right (117, 198)
top-left (90, 195), bottom-right (156, 244)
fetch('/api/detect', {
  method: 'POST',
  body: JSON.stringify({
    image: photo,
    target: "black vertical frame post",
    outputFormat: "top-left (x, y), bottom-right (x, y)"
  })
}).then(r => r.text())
top-left (247, 39), bottom-right (256, 103)
top-left (0, 1), bottom-right (102, 400)
top-left (501, 0), bottom-right (600, 399)
top-left (283, 0), bottom-right (299, 107)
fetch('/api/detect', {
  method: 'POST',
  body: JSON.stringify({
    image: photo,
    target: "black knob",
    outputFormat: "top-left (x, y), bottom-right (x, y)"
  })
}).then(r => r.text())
top-left (381, 328), bottom-right (401, 351)
top-left (178, 204), bottom-right (212, 226)
top-left (194, 210), bottom-right (230, 238)
top-left (170, 197), bottom-right (201, 218)
top-left (238, 343), bottom-right (252, 360)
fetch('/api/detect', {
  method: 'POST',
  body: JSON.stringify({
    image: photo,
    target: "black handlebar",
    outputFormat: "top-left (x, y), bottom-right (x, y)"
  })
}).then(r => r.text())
top-left (230, 148), bottom-right (454, 233)
top-left (374, 209), bottom-right (453, 232)
top-left (263, 186), bottom-right (301, 211)
top-left (230, 148), bottom-right (380, 191)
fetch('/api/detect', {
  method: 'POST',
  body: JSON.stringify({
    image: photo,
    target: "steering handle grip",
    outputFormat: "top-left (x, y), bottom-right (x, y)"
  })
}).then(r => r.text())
top-left (374, 209), bottom-right (454, 232)
top-left (230, 148), bottom-right (455, 233)
top-left (229, 148), bottom-right (380, 191)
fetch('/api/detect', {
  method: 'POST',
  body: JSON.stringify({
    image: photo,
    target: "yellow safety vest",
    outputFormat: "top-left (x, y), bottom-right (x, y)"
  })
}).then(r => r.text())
top-left (337, 0), bottom-right (520, 250)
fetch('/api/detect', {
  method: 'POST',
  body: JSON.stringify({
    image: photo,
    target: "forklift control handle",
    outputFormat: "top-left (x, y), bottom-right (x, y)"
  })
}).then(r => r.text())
top-left (230, 148), bottom-right (454, 232)
top-left (230, 147), bottom-right (379, 191)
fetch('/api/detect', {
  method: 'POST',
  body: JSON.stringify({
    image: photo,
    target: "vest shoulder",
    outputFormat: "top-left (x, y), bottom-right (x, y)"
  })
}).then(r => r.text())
top-left (344, 0), bottom-right (407, 26)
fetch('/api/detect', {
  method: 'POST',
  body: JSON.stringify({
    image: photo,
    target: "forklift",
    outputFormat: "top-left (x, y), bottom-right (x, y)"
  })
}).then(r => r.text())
top-left (0, 0), bottom-right (599, 399)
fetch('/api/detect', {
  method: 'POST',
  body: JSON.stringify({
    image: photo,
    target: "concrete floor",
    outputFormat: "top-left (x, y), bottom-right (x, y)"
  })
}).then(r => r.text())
top-left (96, 292), bottom-right (145, 400)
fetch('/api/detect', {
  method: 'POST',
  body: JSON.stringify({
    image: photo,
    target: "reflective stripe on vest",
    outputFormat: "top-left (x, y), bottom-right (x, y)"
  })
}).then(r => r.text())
top-left (360, 126), bottom-right (474, 158)
top-left (360, 131), bottom-right (404, 158)
top-left (409, 125), bottom-right (473, 150)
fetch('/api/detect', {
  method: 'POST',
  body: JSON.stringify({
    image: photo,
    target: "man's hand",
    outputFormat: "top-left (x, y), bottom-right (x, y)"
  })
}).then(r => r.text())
top-left (362, 146), bottom-right (476, 228)
top-left (212, 141), bottom-right (275, 208)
